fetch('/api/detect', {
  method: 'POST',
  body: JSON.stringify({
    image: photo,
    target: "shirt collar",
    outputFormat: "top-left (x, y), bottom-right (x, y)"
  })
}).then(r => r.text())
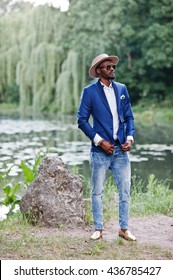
top-left (100, 81), bottom-right (113, 89)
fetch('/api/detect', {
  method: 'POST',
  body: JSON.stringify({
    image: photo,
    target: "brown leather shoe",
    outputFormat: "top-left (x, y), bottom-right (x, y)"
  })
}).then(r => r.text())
top-left (119, 229), bottom-right (136, 241)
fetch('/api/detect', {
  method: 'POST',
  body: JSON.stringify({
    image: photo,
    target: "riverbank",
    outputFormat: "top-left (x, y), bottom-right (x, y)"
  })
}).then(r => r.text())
top-left (133, 105), bottom-right (173, 127)
top-left (0, 103), bottom-right (173, 127)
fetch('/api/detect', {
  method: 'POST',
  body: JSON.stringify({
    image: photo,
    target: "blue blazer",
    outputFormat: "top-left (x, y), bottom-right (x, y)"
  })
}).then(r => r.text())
top-left (77, 80), bottom-right (135, 152)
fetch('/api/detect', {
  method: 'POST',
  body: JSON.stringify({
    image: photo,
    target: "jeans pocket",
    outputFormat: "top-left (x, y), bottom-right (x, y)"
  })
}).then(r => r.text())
top-left (91, 152), bottom-right (111, 171)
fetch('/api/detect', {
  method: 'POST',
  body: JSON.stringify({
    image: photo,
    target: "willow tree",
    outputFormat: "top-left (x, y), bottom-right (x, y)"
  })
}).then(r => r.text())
top-left (15, 6), bottom-right (64, 116)
top-left (31, 42), bottom-right (61, 114)
top-left (0, 14), bottom-right (20, 102)
top-left (0, 4), bottom-right (62, 114)
top-left (55, 50), bottom-right (80, 113)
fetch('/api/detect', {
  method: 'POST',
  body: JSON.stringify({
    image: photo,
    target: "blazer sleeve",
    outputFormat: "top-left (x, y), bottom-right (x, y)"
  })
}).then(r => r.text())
top-left (77, 88), bottom-right (96, 141)
top-left (123, 85), bottom-right (135, 138)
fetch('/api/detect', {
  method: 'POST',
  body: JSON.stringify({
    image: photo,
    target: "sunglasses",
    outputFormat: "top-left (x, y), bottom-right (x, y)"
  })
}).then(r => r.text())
top-left (99, 64), bottom-right (117, 70)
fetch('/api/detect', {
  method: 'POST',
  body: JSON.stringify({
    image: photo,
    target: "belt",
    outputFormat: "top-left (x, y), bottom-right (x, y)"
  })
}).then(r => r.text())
top-left (114, 139), bottom-right (120, 146)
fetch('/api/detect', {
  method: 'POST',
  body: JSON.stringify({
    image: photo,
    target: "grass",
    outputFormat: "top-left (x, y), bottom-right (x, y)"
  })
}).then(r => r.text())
top-left (0, 213), bottom-right (172, 260)
top-left (130, 174), bottom-right (173, 217)
top-left (0, 174), bottom-right (173, 260)
top-left (133, 104), bottom-right (173, 127)
top-left (84, 174), bottom-right (173, 226)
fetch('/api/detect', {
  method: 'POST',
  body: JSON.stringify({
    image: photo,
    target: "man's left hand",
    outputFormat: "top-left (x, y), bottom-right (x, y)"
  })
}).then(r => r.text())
top-left (121, 140), bottom-right (133, 152)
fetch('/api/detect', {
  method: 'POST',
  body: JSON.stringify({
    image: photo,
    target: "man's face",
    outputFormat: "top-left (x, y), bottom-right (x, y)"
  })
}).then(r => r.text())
top-left (97, 60), bottom-right (116, 80)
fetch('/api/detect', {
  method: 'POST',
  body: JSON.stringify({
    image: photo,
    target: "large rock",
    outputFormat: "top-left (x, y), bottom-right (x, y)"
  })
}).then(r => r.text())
top-left (20, 155), bottom-right (85, 227)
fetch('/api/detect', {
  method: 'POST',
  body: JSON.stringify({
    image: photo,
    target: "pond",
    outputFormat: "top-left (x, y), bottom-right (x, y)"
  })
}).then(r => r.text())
top-left (0, 114), bottom-right (173, 196)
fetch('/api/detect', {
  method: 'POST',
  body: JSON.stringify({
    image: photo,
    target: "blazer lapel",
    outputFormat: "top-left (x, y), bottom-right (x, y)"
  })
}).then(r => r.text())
top-left (95, 81), bottom-right (111, 112)
top-left (112, 82), bottom-right (121, 115)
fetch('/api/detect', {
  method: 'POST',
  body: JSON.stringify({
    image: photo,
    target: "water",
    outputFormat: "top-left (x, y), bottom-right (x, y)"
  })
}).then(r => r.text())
top-left (0, 115), bottom-right (173, 191)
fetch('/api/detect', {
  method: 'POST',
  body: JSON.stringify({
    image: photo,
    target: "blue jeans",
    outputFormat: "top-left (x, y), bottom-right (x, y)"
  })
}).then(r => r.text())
top-left (90, 145), bottom-right (131, 230)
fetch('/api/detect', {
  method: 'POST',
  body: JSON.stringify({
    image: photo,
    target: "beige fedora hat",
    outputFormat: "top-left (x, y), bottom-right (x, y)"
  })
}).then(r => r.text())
top-left (89, 53), bottom-right (119, 78)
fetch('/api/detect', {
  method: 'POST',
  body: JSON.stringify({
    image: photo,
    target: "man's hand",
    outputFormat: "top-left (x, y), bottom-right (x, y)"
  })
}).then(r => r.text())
top-left (121, 140), bottom-right (133, 152)
top-left (100, 140), bottom-right (114, 154)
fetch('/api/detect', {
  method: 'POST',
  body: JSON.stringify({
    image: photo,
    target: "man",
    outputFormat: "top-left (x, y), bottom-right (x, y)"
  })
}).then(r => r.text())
top-left (77, 54), bottom-right (136, 241)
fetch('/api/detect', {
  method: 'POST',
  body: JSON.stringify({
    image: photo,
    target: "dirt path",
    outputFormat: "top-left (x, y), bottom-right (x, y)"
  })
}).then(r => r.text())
top-left (61, 215), bottom-right (173, 252)
top-left (34, 215), bottom-right (173, 253)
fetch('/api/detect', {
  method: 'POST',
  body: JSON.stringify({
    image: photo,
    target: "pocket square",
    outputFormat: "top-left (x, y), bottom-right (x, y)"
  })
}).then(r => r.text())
top-left (120, 94), bottom-right (125, 99)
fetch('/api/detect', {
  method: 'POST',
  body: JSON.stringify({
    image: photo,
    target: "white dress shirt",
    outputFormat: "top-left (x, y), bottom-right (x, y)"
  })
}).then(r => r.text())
top-left (94, 82), bottom-right (133, 146)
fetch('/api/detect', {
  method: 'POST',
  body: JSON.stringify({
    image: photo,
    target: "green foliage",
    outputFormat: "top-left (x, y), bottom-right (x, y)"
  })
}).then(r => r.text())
top-left (2, 183), bottom-right (20, 204)
top-left (0, 150), bottom-right (46, 217)
top-left (83, 241), bottom-right (107, 256)
top-left (1, 183), bottom-right (21, 216)
top-left (131, 174), bottom-right (173, 217)
top-left (78, 169), bottom-right (173, 226)
top-left (20, 150), bottom-right (46, 185)
top-left (133, 105), bottom-right (173, 127)
top-left (5, 83), bottom-right (19, 103)
top-left (0, 164), bottom-right (21, 216)
top-left (103, 175), bottom-right (118, 221)
top-left (0, 0), bottom-right (173, 115)
top-left (20, 161), bottom-right (35, 185)
top-left (84, 200), bottom-right (93, 226)
top-left (1, 149), bottom-right (173, 221)
top-left (85, 173), bottom-right (173, 225)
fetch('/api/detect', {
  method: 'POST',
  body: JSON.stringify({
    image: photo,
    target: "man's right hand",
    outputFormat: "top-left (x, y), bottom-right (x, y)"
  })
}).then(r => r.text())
top-left (100, 140), bottom-right (114, 154)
